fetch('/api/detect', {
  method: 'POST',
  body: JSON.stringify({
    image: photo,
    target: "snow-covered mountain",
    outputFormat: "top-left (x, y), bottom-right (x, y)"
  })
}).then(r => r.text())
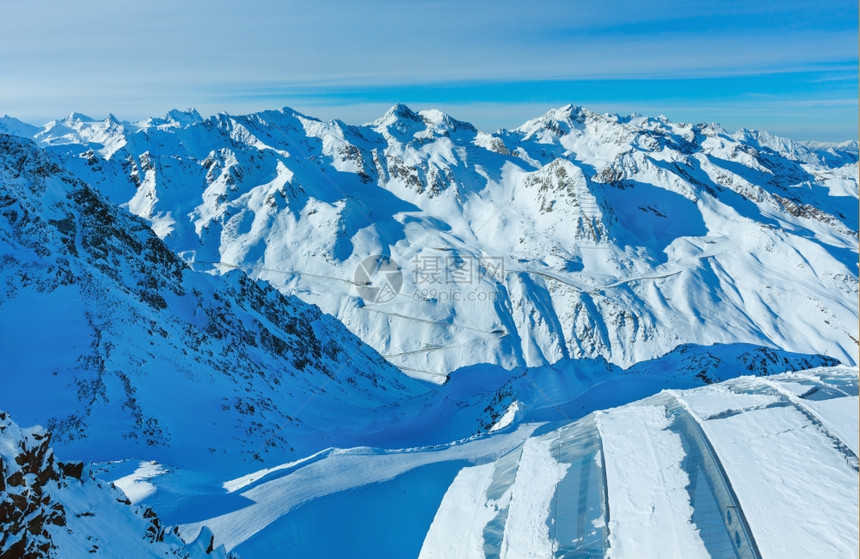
top-left (1, 99), bottom-right (857, 558)
top-left (1, 127), bottom-right (836, 467)
top-left (0, 133), bottom-right (426, 479)
top-left (16, 104), bottom-right (857, 380)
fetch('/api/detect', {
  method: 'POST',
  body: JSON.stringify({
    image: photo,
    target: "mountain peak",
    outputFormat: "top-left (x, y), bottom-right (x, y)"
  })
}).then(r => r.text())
top-left (165, 108), bottom-right (203, 126)
top-left (102, 113), bottom-right (125, 129)
top-left (0, 115), bottom-right (39, 138)
top-left (546, 103), bottom-right (585, 120)
top-left (384, 103), bottom-right (421, 121)
top-left (418, 109), bottom-right (477, 133)
top-left (63, 111), bottom-right (94, 123)
top-left (259, 106), bottom-right (312, 121)
top-left (515, 104), bottom-right (591, 138)
top-left (390, 102), bottom-right (416, 113)
top-left (370, 103), bottom-right (426, 136)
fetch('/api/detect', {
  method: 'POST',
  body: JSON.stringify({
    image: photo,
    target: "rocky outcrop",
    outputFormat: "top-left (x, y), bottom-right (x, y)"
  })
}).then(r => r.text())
top-left (0, 410), bottom-right (235, 558)
top-left (0, 411), bottom-right (65, 559)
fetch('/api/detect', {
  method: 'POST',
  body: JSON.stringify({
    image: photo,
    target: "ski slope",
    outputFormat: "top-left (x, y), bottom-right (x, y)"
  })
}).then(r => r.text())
top-left (117, 366), bottom-right (859, 558)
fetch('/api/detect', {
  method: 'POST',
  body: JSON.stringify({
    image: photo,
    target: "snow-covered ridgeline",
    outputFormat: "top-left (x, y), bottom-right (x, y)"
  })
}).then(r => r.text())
top-left (6, 104), bottom-right (855, 378)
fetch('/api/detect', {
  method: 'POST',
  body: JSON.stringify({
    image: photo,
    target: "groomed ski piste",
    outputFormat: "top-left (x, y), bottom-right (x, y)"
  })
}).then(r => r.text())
top-left (136, 366), bottom-right (857, 558)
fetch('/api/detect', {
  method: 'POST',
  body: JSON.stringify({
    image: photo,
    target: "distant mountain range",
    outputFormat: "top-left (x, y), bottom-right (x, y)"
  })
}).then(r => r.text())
top-left (2, 104), bottom-right (854, 379)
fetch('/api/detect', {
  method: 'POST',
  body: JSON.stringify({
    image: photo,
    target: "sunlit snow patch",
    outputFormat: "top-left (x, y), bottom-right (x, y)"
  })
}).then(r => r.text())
top-left (489, 401), bottom-right (521, 432)
top-left (111, 460), bottom-right (168, 503)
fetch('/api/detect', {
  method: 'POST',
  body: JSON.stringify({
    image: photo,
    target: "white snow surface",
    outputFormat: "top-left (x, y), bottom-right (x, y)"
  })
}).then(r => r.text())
top-left (415, 367), bottom-right (857, 559)
top-left (679, 388), bottom-right (859, 558)
top-left (418, 462), bottom-right (497, 559)
top-left (499, 436), bottom-right (570, 558)
top-left (110, 461), bottom-right (167, 504)
top-left (596, 405), bottom-right (710, 559)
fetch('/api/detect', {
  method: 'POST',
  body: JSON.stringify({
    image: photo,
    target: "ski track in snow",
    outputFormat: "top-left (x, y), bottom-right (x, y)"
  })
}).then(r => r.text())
top-left (499, 436), bottom-right (570, 559)
top-left (755, 376), bottom-right (860, 456)
top-left (221, 447), bottom-right (333, 493)
top-left (596, 405), bottom-right (710, 559)
top-left (802, 396), bottom-right (860, 456)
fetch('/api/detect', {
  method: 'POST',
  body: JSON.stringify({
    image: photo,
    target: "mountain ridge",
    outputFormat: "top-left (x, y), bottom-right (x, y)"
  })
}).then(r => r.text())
top-left (0, 133), bottom-right (426, 476)
top-left (4, 104), bottom-right (857, 379)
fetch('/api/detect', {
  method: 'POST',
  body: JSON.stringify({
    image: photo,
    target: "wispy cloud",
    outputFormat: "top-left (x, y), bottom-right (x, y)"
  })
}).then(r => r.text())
top-left (0, 0), bottom-right (856, 140)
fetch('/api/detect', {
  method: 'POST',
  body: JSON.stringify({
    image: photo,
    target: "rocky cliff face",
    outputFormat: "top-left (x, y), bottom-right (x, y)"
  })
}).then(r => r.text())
top-left (0, 410), bottom-right (234, 558)
top-left (0, 133), bottom-right (426, 474)
top-left (0, 411), bottom-right (65, 558)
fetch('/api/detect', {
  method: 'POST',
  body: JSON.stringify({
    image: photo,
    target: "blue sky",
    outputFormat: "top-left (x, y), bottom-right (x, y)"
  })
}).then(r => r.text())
top-left (1, 0), bottom-right (856, 140)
